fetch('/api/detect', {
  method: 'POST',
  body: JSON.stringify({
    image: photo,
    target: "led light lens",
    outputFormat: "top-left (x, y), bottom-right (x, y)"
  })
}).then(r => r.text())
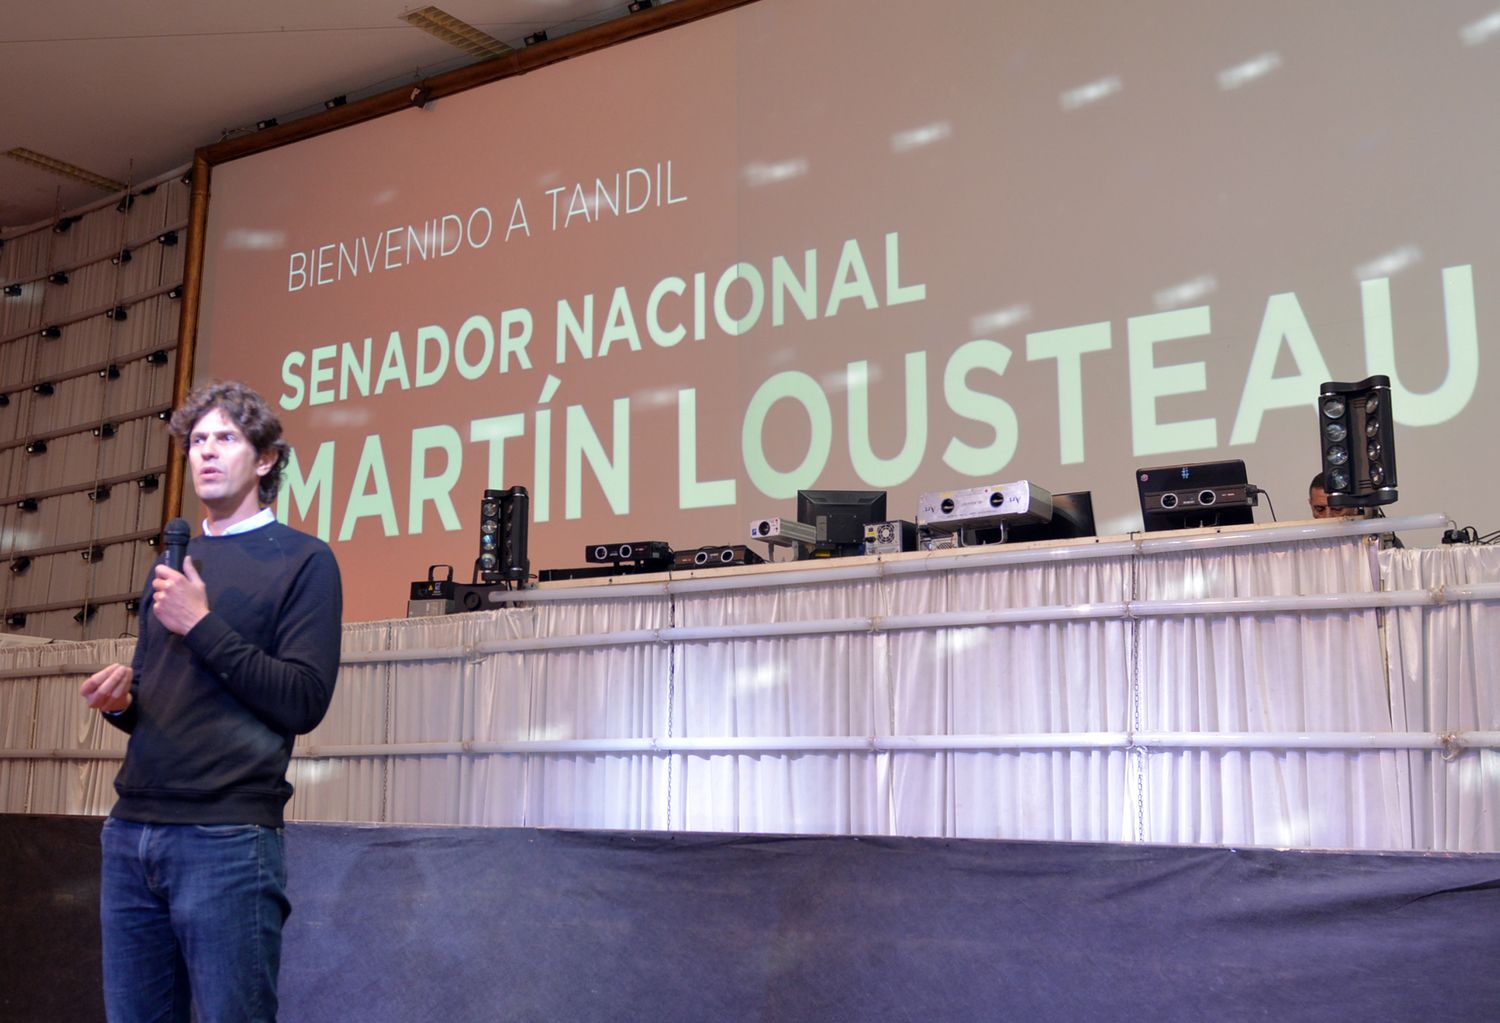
top-left (1370, 465), bottom-right (1385, 486)
top-left (1324, 422), bottom-right (1347, 443)
top-left (1326, 445), bottom-right (1348, 466)
top-left (1329, 468), bottom-right (1350, 491)
top-left (1321, 396), bottom-right (1345, 419)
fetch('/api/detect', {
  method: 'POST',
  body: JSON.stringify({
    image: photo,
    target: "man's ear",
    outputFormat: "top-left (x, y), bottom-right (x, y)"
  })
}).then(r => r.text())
top-left (256, 450), bottom-right (275, 478)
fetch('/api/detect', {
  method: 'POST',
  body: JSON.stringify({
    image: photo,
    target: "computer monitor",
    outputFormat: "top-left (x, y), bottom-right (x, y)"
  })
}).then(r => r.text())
top-left (796, 490), bottom-right (887, 558)
top-left (1001, 491), bottom-right (1097, 543)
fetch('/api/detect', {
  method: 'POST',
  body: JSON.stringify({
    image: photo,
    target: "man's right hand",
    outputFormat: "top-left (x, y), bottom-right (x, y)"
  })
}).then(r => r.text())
top-left (81, 663), bottom-right (133, 714)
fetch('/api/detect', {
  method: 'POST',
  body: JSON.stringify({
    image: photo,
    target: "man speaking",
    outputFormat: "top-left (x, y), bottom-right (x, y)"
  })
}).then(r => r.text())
top-left (79, 381), bottom-right (342, 1023)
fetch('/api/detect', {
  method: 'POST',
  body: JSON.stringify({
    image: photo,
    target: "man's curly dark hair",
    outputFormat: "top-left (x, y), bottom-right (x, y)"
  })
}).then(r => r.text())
top-left (169, 381), bottom-right (291, 506)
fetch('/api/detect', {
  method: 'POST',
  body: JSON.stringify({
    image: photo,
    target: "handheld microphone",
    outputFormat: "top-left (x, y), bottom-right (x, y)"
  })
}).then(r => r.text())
top-left (162, 518), bottom-right (191, 573)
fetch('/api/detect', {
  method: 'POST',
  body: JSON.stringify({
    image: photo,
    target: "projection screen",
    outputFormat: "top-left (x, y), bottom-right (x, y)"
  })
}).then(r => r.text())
top-left (196, 0), bottom-right (1500, 621)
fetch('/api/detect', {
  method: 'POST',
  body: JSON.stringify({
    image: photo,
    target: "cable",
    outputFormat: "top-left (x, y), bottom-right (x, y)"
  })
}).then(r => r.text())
top-left (1439, 525), bottom-right (1500, 545)
top-left (1248, 485), bottom-right (1277, 522)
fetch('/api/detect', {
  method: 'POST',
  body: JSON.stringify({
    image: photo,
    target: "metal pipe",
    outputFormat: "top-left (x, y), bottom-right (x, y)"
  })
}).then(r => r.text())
top-left (1131, 591), bottom-right (1436, 617)
top-left (9, 729), bottom-right (1497, 762)
top-left (1134, 514), bottom-right (1445, 554)
top-left (1440, 583), bottom-right (1500, 603)
top-left (7, 574), bottom-right (1498, 677)
top-left (877, 604), bottom-right (1128, 631)
top-left (1131, 731), bottom-right (1448, 751)
top-left (357, 585), bottom-right (1496, 661)
top-left (339, 647), bottom-right (468, 666)
top-left (0, 664), bottom-right (111, 681)
top-left (475, 629), bottom-right (661, 655)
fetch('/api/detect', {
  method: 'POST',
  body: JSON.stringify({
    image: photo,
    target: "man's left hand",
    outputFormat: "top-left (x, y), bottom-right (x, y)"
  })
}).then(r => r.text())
top-left (152, 556), bottom-right (210, 636)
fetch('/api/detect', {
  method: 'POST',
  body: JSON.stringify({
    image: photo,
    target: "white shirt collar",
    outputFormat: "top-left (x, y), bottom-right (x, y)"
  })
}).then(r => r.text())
top-left (202, 507), bottom-right (276, 537)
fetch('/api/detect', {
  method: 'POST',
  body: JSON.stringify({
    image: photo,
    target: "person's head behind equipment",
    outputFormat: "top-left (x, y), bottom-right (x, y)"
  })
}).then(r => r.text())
top-left (1308, 472), bottom-right (1364, 520)
top-left (169, 381), bottom-right (290, 506)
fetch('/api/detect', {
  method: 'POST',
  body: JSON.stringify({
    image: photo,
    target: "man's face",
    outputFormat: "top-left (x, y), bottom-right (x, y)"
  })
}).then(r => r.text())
top-left (1310, 485), bottom-right (1362, 520)
top-left (188, 407), bottom-right (272, 516)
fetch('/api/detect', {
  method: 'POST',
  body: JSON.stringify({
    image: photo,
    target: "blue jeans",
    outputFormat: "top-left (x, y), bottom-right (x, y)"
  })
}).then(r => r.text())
top-left (100, 817), bottom-right (290, 1023)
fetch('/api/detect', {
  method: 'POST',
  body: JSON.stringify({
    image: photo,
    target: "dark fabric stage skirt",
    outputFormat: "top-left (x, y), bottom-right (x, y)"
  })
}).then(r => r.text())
top-left (3, 814), bottom-right (1497, 1022)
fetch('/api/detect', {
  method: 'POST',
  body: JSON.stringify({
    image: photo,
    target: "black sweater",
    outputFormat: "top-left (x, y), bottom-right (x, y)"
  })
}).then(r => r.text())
top-left (107, 520), bottom-right (343, 827)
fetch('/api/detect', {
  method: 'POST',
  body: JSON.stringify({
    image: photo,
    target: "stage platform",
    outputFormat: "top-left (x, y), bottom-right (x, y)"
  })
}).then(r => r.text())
top-left (3, 515), bottom-right (1496, 851)
top-left (4, 519), bottom-right (1498, 1019)
top-left (3, 813), bottom-right (1497, 1022)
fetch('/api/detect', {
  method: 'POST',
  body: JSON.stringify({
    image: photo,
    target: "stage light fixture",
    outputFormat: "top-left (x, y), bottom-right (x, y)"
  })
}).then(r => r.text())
top-left (146, 350), bottom-right (169, 366)
top-left (257, 117), bottom-right (279, 131)
top-left (116, 193), bottom-right (135, 212)
top-left (100, 364), bottom-right (120, 379)
top-left (39, 326), bottom-right (61, 339)
top-left (17, 498), bottom-right (38, 512)
top-left (25, 440), bottom-right (47, 454)
top-left (325, 95), bottom-right (348, 110)
top-left (409, 86), bottom-right (433, 109)
top-left (106, 305), bottom-right (128, 321)
top-left (9, 556), bottom-right (31, 574)
top-left (81, 546), bottom-right (104, 563)
top-left (155, 410), bottom-right (170, 421)
top-left (140, 184), bottom-right (157, 196)
top-left (125, 597), bottom-right (140, 614)
top-left (48, 271), bottom-right (69, 285)
top-left (89, 484), bottom-right (112, 501)
top-left (477, 486), bottom-right (530, 584)
top-left (168, 285), bottom-right (183, 300)
top-left (53, 215), bottom-right (80, 233)
top-left (145, 535), bottom-right (160, 548)
top-left (92, 424), bottom-right (116, 439)
top-left (138, 474), bottom-right (159, 491)
top-left (478, 496), bottom-right (500, 577)
top-left (3, 284), bottom-right (21, 297)
top-left (4, 613), bottom-right (26, 628)
top-left (157, 230), bottom-right (178, 246)
top-left (1318, 375), bottom-right (1397, 509)
top-left (0, 393), bottom-right (8, 407)
top-left (629, 0), bottom-right (653, 11)
top-left (73, 605), bottom-right (97, 624)
top-left (524, 30), bottom-right (548, 46)
top-left (112, 248), bottom-right (132, 265)
top-left (32, 382), bottom-right (54, 396)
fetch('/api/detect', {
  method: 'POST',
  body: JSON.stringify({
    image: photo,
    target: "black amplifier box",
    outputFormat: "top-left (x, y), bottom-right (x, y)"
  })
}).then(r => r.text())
top-left (407, 579), bottom-right (520, 615)
top-left (584, 540), bottom-right (673, 567)
top-left (1137, 460), bottom-right (1256, 532)
top-left (672, 545), bottom-right (765, 570)
top-left (539, 566), bottom-right (626, 583)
